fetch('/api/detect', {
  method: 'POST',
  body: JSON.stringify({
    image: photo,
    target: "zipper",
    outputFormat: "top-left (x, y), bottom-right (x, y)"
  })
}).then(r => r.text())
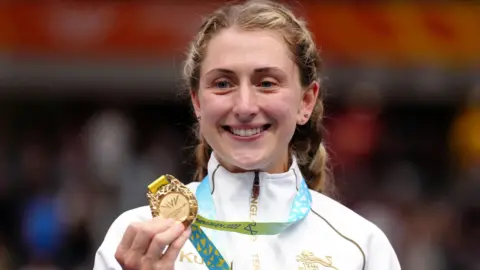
top-left (252, 171), bottom-right (260, 199)
top-left (250, 171), bottom-right (261, 270)
top-left (231, 173), bottom-right (260, 269)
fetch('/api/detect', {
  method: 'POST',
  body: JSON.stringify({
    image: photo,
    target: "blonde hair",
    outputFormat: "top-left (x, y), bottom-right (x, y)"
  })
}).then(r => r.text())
top-left (183, 0), bottom-right (334, 195)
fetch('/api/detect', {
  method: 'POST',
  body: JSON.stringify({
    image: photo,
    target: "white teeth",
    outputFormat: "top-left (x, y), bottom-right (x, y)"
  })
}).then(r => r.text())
top-left (231, 127), bottom-right (263, 137)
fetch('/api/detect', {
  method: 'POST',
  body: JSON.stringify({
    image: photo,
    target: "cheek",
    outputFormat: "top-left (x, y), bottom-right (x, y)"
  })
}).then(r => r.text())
top-left (200, 93), bottom-right (231, 122)
top-left (261, 94), bottom-right (300, 125)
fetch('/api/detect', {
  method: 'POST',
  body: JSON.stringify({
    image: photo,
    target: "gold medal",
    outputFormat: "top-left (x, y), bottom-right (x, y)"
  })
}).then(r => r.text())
top-left (147, 175), bottom-right (198, 227)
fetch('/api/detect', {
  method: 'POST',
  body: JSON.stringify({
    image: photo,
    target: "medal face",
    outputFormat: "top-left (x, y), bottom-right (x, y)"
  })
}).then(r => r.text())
top-left (147, 175), bottom-right (198, 227)
top-left (158, 192), bottom-right (191, 221)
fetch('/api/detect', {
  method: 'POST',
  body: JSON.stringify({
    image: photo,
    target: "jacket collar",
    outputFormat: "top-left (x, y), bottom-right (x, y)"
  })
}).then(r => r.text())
top-left (204, 152), bottom-right (303, 222)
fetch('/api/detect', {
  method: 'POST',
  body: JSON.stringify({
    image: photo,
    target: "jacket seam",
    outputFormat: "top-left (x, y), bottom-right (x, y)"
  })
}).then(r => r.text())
top-left (210, 164), bottom-right (221, 194)
top-left (292, 168), bottom-right (299, 191)
top-left (311, 208), bottom-right (366, 270)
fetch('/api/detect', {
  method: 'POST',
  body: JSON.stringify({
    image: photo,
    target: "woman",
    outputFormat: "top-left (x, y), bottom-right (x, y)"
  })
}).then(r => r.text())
top-left (94, 1), bottom-right (401, 269)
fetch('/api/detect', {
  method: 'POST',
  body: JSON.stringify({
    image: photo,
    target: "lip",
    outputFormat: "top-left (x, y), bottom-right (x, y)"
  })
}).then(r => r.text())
top-left (225, 124), bottom-right (269, 129)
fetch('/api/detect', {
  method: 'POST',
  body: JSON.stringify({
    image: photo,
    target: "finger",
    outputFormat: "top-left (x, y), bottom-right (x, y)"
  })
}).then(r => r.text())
top-left (145, 222), bottom-right (185, 261)
top-left (148, 216), bottom-right (170, 226)
top-left (119, 222), bottom-right (142, 250)
top-left (131, 218), bottom-right (176, 254)
top-left (115, 222), bottom-right (143, 263)
top-left (161, 226), bottom-right (191, 264)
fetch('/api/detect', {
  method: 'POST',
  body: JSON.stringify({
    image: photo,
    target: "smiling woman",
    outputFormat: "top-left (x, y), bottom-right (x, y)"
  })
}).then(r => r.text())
top-left (93, 1), bottom-right (401, 270)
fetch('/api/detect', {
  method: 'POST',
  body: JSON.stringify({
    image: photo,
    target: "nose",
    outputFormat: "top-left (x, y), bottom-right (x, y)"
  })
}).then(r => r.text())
top-left (232, 83), bottom-right (259, 122)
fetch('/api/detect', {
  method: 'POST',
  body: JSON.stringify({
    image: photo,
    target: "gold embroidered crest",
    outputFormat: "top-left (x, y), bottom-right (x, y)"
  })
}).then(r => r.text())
top-left (296, 251), bottom-right (338, 270)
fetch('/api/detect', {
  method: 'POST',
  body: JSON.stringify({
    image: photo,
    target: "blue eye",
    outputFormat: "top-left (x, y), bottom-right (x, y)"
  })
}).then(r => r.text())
top-left (260, 81), bottom-right (273, 87)
top-left (215, 80), bottom-right (231, 89)
top-left (258, 81), bottom-right (276, 88)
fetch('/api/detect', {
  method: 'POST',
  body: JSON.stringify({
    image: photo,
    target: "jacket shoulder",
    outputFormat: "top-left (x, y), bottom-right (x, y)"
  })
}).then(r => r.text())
top-left (309, 190), bottom-right (379, 233)
top-left (308, 190), bottom-right (401, 270)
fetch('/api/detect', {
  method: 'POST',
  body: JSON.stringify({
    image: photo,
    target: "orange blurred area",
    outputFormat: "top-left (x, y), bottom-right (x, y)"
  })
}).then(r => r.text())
top-left (0, 2), bottom-right (479, 65)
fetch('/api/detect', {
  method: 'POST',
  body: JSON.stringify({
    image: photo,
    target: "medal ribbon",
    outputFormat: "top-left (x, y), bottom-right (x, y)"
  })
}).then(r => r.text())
top-left (188, 175), bottom-right (312, 270)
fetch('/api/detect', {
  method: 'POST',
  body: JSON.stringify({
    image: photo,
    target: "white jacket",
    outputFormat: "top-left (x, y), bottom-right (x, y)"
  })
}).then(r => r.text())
top-left (94, 154), bottom-right (401, 270)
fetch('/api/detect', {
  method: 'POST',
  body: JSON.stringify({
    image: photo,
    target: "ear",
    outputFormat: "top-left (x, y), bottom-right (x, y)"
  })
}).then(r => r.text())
top-left (190, 90), bottom-right (201, 118)
top-left (297, 81), bottom-right (320, 125)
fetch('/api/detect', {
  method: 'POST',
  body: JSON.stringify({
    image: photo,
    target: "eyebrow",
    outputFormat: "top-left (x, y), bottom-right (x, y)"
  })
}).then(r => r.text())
top-left (204, 67), bottom-right (287, 77)
top-left (205, 68), bottom-right (235, 77)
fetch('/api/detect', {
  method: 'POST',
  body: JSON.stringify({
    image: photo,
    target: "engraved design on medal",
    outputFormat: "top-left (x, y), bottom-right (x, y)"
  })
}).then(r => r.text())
top-left (159, 192), bottom-right (190, 221)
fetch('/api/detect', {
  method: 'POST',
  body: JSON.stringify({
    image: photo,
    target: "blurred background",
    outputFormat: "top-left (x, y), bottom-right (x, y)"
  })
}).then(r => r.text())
top-left (0, 1), bottom-right (479, 269)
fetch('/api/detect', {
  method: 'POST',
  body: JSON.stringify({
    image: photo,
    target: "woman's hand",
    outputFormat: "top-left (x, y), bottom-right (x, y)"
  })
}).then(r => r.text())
top-left (115, 217), bottom-right (191, 270)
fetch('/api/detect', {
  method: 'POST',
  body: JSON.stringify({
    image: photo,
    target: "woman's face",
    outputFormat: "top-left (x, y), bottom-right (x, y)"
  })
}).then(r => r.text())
top-left (191, 28), bottom-right (318, 173)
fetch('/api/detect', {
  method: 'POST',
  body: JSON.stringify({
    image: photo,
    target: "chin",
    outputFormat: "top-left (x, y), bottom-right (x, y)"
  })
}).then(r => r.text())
top-left (233, 161), bottom-right (263, 172)
top-left (223, 151), bottom-right (269, 172)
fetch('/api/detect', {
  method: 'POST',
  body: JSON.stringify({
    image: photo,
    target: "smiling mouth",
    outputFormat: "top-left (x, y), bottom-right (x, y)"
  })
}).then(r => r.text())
top-left (222, 124), bottom-right (272, 137)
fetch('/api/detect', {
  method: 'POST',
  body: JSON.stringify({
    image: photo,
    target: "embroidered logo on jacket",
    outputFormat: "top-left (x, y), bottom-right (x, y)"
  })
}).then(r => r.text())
top-left (296, 251), bottom-right (338, 270)
top-left (179, 251), bottom-right (234, 268)
top-left (179, 251), bottom-right (204, 265)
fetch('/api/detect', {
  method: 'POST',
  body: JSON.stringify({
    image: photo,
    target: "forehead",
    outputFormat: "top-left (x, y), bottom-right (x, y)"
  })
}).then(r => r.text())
top-left (201, 28), bottom-right (295, 75)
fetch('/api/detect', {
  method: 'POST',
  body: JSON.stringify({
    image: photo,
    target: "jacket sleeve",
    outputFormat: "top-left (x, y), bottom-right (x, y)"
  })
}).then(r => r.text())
top-left (365, 225), bottom-right (402, 270)
top-left (93, 210), bottom-right (136, 270)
